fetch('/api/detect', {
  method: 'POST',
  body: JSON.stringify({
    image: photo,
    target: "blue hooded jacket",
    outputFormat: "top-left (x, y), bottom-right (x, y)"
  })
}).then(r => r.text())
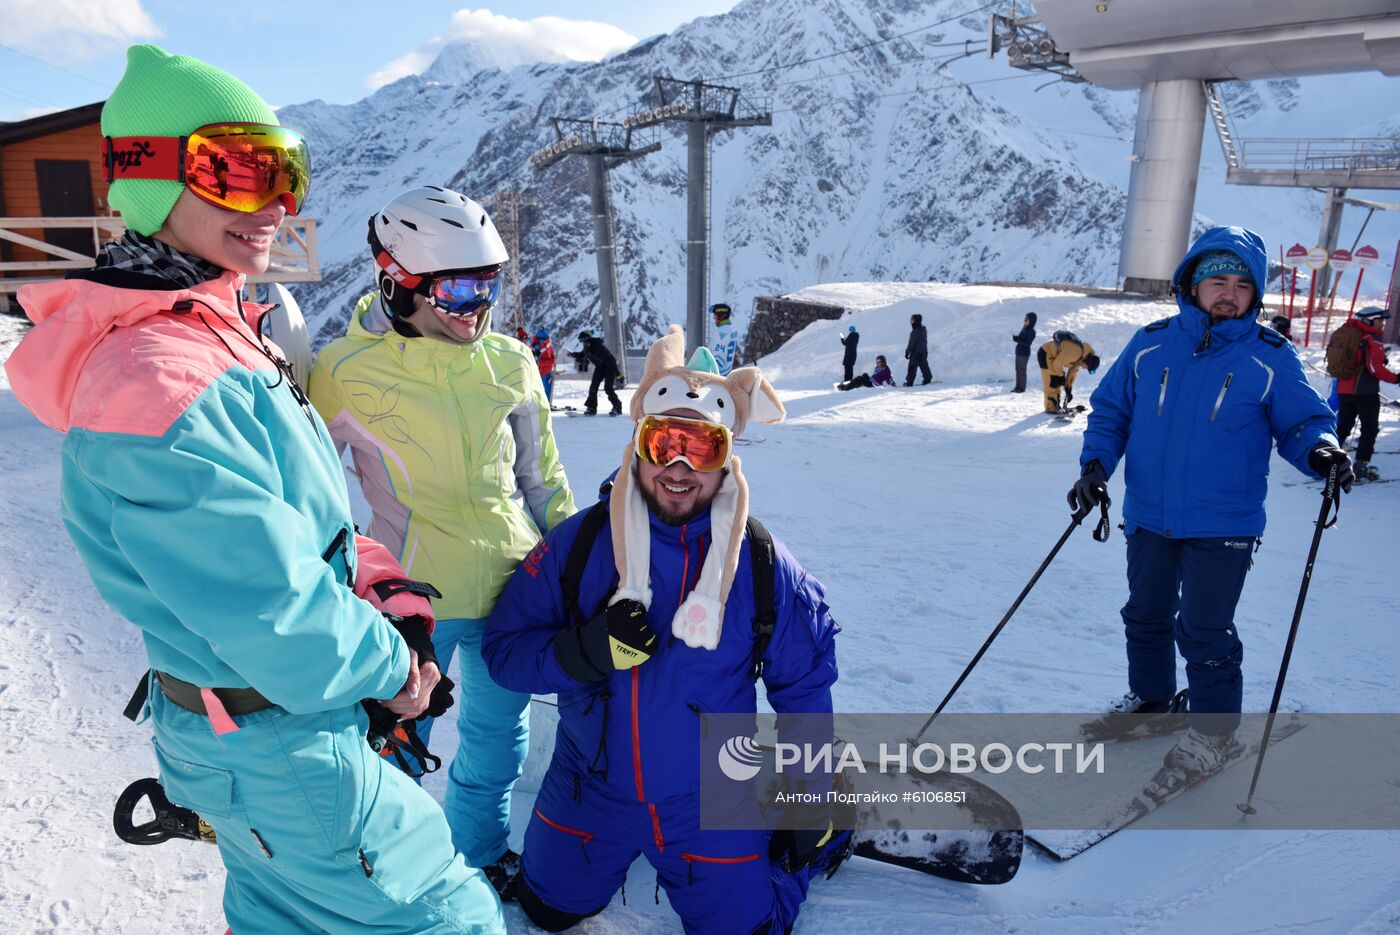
top-left (1080, 226), bottom-right (1337, 538)
top-left (483, 501), bottom-right (839, 804)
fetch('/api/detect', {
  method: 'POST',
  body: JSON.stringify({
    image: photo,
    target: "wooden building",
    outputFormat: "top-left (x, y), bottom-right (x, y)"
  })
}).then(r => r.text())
top-left (0, 102), bottom-right (109, 268)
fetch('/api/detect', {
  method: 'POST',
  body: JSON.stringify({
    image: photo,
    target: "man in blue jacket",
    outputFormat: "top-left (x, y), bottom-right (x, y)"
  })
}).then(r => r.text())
top-left (1068, 226), bottom-right (1351, 790)
top-left (484, 328), bottom-right (846, 933)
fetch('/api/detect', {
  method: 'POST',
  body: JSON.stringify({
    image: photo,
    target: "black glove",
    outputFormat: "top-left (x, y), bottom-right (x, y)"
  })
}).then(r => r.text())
top-left (1308, 444), bottom-right (1354, 493)
top-left (1064, 387), bottom-right (1074, 406)
top-left (418, 672), bottom-right (455, 721)
top-left (388, 614), bottom-right (438, 671)
top-left (1050, 375), bottom-right (1065, 388)
top-left (554, 599), bottom-right (658, 683)
top-left (771, 820), bottom-right (835, 872)
top-left (1067, 460), bottom-right (1109, 517)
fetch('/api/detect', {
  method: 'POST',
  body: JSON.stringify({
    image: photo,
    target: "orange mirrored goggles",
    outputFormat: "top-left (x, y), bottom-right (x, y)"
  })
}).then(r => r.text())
top-left (634, 414), bottom-right (733, 473)
top-left (102, 123), bottom-right (310, 215)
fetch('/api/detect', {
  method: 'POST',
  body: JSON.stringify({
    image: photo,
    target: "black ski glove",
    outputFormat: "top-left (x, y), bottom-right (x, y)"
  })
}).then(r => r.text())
top-left (1067, 460), bottom-right (1109, 517)
top-left (771, 820), bottom-right (836, 873)
top-left (1307, 444), bottom-right (1354, 493)
top-left (418, 672), bottom-right (456, 721)
top-left (1064, 387), bottom-right (1074, 406)
top-left (554, 599), bottom-right (658, 684)
top-left (387, 613), bottom-right (438, 671)
top-left (1049, 375), bottom-right (1065, 388)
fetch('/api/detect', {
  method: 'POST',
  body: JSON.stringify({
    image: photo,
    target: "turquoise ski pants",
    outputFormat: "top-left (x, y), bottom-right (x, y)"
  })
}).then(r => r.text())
top-left (411, 618), bottom-right (531, 869)
top-left (148, 680), bottom-right (505, 934)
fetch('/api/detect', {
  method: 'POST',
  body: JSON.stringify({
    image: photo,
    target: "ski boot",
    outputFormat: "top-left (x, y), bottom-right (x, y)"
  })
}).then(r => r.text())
top-left (481, 848), bottom-right (521, 901)
top-left (1141, 728), bottom-right (1244, 804)
top-left (1080, 689), bottom-right (1189, 742)
top-left (1356, 461), bottom-right (1379, 482)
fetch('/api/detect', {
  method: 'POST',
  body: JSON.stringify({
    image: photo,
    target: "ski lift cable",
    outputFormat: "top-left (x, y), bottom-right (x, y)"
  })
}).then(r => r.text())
top-left (711, 0), bottom-right (1003, 81)
top-left (0, 42), bottom-right (109, 87)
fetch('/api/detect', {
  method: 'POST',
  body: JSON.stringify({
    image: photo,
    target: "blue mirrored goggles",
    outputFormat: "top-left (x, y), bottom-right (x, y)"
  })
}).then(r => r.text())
top-left (427, 270), bottom-right (501, 315)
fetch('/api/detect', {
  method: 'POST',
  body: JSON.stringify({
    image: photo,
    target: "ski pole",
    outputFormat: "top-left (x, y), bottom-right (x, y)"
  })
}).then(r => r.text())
top-left (914, 497), bottom-right (1112, 742)
top-left (1238, 463), bottom-right (1341, 817)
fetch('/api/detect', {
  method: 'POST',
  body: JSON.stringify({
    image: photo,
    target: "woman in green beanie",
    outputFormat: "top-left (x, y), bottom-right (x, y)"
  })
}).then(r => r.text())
top-left (4, 45), bottom-right (505, 934)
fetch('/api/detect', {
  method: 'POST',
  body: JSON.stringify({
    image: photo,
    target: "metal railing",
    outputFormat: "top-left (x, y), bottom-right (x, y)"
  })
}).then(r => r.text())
top-left (1235, 138), bottom-right (1400, 174)
top-left (0, 216), bottom-right (321, 295)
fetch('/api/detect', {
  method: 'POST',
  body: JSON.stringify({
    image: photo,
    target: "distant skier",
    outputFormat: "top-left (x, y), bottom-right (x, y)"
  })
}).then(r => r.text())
top-left (483, 326), bottom-right (850, 934)
top-left (1068, 226), bottom-right (1350, 794)
top-left (579, 330), bottom-right (623, 415)
top-left (1328, 306), bottom-right (1398, 481)
top-left (711, 302), bottom-right (739, 375)
top-left (536, 327), bottom-right (558, 402)
top-left (1037, 330), bottom-right (1099, 413)
top-left (5, 46), bottom-right (504, 933)
top-left (1269, 315), bottom-right (1294, 343)
top-left (1011, 312), bottom-right (1037, 393)
top-left (837, 354), bottom-right (895, 391)
top-left (904, 313), bottom-right (932, 386)
top-left (840, 324), bottom-right (860, 383)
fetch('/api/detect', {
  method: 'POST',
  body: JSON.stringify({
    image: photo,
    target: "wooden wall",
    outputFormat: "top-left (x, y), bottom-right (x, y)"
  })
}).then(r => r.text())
top-left (1, 121), bottom-right (110, 264)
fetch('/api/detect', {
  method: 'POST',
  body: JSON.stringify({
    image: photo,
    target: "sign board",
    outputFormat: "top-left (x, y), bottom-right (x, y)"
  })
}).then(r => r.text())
top-left (1283, 244), bottom-right (1309, 268)
top-left (1305, 246), bottom-right (1329, 270)
top-left (1328, 249), bottom-right (1353, 272)
top-left (1354, 245), bottom-right (1380, 268)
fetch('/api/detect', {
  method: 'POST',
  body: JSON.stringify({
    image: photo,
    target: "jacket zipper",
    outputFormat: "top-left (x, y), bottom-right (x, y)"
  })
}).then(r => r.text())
top-left (1157, 367), bottom-right (1170, 416)
top-left (533, 807), bottom-right (595, 864)
top-left (320, 527), bottom-right (354, 588)
top-left (1210, 373), bottom-right (1234, 421)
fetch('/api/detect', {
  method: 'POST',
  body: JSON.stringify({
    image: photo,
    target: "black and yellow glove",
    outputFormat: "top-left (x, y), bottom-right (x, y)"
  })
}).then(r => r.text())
top-left (554, 599), bottom-right (658, 683)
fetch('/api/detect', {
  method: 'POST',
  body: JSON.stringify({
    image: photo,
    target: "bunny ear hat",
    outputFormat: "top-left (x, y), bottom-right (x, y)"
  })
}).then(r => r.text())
top-left (609, 324), bottom-right (785, 650)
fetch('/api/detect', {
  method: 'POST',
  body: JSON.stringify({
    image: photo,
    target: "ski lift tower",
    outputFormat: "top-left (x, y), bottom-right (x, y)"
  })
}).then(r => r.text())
top-left (626, 77), bottom-right (772, 358)
top-left (528, 117), bottom-right (660, 383)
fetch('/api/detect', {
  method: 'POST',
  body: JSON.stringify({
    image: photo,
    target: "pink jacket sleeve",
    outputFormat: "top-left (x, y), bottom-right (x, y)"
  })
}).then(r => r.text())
top-left (353, 534), bottom-right (437, 633)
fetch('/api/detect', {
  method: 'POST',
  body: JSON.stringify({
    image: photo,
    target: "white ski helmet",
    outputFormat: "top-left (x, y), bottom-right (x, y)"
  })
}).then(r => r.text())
top-left (368, 186), bottom-right (509, 326)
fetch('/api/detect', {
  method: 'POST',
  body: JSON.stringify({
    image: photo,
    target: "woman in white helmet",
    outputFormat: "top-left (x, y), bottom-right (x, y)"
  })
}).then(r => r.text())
top-left (309, 186), bottom-right (577, 896)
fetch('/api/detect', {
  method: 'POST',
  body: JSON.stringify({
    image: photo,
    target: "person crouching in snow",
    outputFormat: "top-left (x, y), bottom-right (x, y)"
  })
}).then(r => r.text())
top-left (837, 354), bottom-right (895, 391)
top-left (1038, 329), bottom-right (1100, 413)
top-left (4, 46), bottom-right (505, 933)
top-left (483, 326), bottom-right (850, 933)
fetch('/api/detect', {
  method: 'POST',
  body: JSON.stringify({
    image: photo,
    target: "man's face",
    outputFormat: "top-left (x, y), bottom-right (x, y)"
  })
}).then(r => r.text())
top-left (635, 408), bottom-right (727, 526)
top-left (1192, 274), bottom-right (1254, 322)
top-left (401, 293), bottom-right (485, 344)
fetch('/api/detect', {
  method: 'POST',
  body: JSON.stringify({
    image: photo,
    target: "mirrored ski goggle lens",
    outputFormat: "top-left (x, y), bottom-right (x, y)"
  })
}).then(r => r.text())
top-left (635, 415), bottom-right (732, 473)
top-left (184, 124), bottom-right (310, 214)
top-left (429, 273), bottom-right (501, 314)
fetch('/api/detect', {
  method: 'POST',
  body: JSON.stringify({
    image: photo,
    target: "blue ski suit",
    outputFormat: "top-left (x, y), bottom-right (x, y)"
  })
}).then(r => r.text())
top-left (1079, 226), bottom-right (1338, 726)
top-left (483, 504), bottom-right (840, 934)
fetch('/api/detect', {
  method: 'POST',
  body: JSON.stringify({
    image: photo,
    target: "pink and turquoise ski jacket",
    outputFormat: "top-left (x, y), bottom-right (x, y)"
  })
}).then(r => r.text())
top-left (6, 270), bottom-right (416, 713)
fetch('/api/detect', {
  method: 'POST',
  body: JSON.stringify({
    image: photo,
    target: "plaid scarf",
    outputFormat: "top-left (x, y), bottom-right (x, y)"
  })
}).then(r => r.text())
top-left (94, 231), bottom-right (224, 289)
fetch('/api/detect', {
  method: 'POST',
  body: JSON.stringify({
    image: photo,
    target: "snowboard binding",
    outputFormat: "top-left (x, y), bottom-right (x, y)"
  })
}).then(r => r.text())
top-left (113, 777), bottom-right (217, 846)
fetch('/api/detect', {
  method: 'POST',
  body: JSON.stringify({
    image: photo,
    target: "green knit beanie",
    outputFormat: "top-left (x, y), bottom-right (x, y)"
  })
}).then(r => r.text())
top-left (102, 45), bottom-right (278, 235)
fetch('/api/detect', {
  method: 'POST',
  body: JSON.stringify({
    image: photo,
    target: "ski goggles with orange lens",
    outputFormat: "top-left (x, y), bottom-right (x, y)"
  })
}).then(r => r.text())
top-left (428, 270), bottom-right (502, 315)
top-left (102, 123), bottom-right (310, 215)
top-left (634, 414), bottom-right (733, 473)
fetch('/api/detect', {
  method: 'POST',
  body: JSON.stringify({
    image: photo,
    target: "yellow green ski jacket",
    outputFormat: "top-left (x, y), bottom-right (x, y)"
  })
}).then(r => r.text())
top-left (310, 293), bottom-right (576, 619)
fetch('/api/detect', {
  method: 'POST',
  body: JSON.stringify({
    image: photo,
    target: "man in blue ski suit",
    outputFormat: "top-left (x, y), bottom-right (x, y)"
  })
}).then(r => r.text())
top-left (483, 328), bottom-right (847, 933)
top-left (1069, 226), bottom-right (1350, 780)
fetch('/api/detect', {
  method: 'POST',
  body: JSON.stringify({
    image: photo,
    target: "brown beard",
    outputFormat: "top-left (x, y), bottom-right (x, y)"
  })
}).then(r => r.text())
top-left (638, 472), bottom-right (723, 527)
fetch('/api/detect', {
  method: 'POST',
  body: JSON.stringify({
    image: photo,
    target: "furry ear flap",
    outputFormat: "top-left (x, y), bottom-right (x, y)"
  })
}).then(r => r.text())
top-left (645, 324), bottom-right (687, 375)
top-left (730, 367), bottom-right (786, 426)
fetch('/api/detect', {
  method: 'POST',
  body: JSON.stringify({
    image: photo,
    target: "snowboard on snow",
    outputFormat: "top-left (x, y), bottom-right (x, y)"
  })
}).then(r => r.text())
top-left (851, 771), bottom-right (1024, 884)
top-left (1026, 718), bottom-right (1305, 860)
top-left (1051, 404), bottom-right (1087, 423)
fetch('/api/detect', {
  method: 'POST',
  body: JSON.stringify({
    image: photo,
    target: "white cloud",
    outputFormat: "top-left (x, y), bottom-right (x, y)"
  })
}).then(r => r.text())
top-left (0, 0), bottom-right (160, 60)
top-left (368, 8), bottom-right (637, 89)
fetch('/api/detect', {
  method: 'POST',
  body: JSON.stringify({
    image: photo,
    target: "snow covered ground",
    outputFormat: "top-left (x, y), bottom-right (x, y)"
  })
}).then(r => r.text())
top-left (2, 283), bottom-right (1398, 933)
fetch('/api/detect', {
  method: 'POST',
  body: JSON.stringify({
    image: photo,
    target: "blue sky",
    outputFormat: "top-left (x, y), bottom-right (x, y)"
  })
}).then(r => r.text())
top-left (0, 1), bottom-right (739, 123)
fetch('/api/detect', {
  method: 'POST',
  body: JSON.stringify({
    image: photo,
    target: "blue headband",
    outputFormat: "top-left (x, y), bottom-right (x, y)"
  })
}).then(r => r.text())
top-left (1192, 250), bottom-right (1251, 286)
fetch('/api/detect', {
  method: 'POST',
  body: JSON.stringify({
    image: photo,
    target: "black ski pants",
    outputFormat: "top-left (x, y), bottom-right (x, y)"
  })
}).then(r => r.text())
top-left (1337, 393), bottom-right (1381, 463)
top-left (904, 354), bottom-right (931, 386)
top-left (585, 367), bottom-right (622, 414)
top-left (1013, 352), bottom-right (1029, 392)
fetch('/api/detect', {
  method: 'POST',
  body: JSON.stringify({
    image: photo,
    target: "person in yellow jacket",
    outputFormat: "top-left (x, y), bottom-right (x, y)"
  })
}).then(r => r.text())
top-left (1037, 329), bottom-right (1101, 413)
top-left (309, 187), bottom-right (576, 899)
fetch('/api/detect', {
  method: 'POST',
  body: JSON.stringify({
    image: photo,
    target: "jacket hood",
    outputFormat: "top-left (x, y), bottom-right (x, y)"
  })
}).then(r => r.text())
top-left (6, 271), bottom-right (246, 432)
top-left (347, 291), bottom-right (394, 339)
top-left (1172, 226), bottom-right (1268, 345)
top-left (1025, 312), bottom-right (1037, 325)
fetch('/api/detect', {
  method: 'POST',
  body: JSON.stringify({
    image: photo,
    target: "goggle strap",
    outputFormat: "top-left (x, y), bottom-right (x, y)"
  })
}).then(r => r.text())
top-left (375, 250), bottom-right (424, 290)
top-left (102, 135), bottom-right (186, 184)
